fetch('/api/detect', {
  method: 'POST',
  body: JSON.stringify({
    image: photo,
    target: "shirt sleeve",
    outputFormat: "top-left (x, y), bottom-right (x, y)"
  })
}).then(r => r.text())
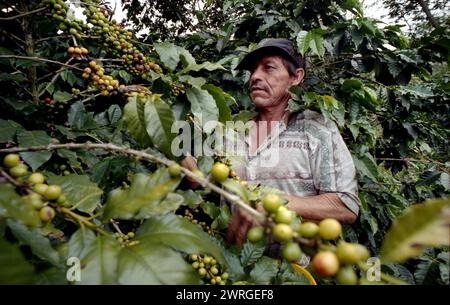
top-left (310, 119), bottom-right (360, 216)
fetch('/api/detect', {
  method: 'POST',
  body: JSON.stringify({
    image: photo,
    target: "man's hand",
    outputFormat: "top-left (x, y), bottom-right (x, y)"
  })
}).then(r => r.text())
top-left (226, 204), bottom-right (265, 247)
top-left (180, 155), bottom-right (200, 188)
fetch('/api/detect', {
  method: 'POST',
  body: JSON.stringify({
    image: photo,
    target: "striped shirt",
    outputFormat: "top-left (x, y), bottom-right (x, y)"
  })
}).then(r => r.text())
top-left (225, 109), bottom-right (360, 215)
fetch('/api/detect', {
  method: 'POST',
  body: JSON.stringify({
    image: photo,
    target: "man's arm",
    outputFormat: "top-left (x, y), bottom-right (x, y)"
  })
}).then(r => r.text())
top-left (286, 193), bottom-right (358, 224)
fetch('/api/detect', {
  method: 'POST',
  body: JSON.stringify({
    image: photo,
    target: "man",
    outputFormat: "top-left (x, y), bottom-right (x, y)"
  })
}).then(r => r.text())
top-left (224, 38), bottom-right (360, 247)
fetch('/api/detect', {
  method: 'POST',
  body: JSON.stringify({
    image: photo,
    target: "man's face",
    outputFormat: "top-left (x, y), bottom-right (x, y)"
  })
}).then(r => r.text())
top-left (249, 55), bottom-right (299, 109)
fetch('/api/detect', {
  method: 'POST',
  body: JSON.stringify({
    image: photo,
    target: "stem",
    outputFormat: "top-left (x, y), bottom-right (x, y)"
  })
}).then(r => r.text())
top-left (38, 58), bottom-right (74, 97)
top-left (59, 206), bottom-right (108, 236)
top-left (0, 55), bottom-right (84, 71)
top-left (376, 157), bottom-right (447, 167)
top-left (0, 169), bottom-right (23, 188)
top-left (0, 143), bottom-right (265, 222)
top-left (110, 220), bottom-right (124, 235)
top-left (415, 0), bottom-right (439, 28)
top-left (20, 3), bottom-right (38, 104)
top-left (0, 7), bottom-right (46, 20)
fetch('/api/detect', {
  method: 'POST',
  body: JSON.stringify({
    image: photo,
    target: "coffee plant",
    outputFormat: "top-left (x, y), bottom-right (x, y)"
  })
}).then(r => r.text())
top-left (0, 0), bottom-right (448, 285)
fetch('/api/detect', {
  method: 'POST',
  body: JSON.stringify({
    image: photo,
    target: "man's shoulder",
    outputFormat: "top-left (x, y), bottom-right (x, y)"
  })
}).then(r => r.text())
top-left (292, 109), bottom-right (338, 133)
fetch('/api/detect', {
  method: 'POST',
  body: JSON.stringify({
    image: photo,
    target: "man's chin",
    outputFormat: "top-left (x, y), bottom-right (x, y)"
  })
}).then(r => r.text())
top-left (252, 98), bottom-right (272, 108)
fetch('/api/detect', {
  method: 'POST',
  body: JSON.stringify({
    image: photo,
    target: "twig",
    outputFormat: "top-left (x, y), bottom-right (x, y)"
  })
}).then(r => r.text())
top-left (110, 220), bottom-right (124, 235)
top-left (0, 143), bottom-right (265, 222)
top-left (38, 58), bottom-right (74, 97)
top-left (59, 206), bottom-right (109, 236)
top-left (0, 7), bottom-right (46, 20)
top-left (0, 169), bottom-right (23, 188)
top-left (0, 55), bottom-right (84, 71)
top-left (376, 157), bottom-right (447, 167)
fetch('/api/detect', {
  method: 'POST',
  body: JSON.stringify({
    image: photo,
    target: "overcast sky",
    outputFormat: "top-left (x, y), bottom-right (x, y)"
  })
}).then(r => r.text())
top-left (73, 0), bottom-right (396, 29)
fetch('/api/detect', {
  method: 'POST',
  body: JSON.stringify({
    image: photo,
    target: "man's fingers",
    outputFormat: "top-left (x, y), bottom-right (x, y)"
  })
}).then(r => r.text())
top-left (226, 213), bottom-right (241, 244)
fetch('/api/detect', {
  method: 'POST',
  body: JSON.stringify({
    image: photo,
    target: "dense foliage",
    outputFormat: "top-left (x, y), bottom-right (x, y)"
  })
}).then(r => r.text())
top-left (0, 0), bottom-right (448, 285)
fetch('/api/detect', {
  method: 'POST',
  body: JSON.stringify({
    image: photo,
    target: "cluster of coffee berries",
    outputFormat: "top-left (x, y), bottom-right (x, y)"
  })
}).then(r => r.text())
top-left (189, 254), bottom-right (229, 285)
top-left (56, 164), bottom-right (70, 176)
top-left (83, 6), bottom-right (162, 78)
top-left (170, 83), bottom-right (185, 96)
top-left (303, 219), bottom-right (370, 285)
top-left (41, 0), bottom-right (84, 39)
top-left (182, 208), bottom-right (215, 235)
top-left (2, 153), bottom-right (68, 222)
top-left (244, 192), bottom-right (371, 284)
top-left (82, 60), bottom-right (122, 96)
top-left (67, 46), bottom-right (89, 59)
top-left (247, 194), bottom-right (300, 262)
top-left (113, 231), bottom-right (139, 247)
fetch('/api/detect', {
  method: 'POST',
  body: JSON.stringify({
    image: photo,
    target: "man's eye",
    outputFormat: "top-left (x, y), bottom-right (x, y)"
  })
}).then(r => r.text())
top-left (266, 65), bottom-right (275, 70)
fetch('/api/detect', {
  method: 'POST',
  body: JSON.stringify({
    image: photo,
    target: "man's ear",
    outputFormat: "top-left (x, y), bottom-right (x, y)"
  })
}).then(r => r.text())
top-left (291, 68), bottom-right (305, 86)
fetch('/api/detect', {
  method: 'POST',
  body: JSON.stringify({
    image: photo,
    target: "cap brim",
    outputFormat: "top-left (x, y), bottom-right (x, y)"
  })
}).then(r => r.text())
top-left (235, 46), bottom-right (298, 71)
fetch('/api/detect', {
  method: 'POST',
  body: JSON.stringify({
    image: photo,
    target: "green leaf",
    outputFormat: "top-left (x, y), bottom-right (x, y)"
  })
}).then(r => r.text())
top-left (67, 228), bottom-right (97, 259)
top-left (320, 95), bottom-right (339, 110)
top-left (57, 149), bottom-right (82, 169)
top-left (0, 238), bottom-right (35, 284)
top-left (249, 256), bottom-right (279, 284)
top-left (103, 169), bottom-right (181, 220)
top-left (0, 184), bottom-right (41, 227)
top-left (178, 75), bottom-right (206, 87)
top-left (90, 156), bottom-right (131, 189)
top-left (67, 101), bottom-right (97, 130)
top-left (202, 84), bottom-right (232, 123)
top-left (34, 267), bottom-right (67, 284)
top-left (296, 30), bottom-right (311, 56)
top-left (117, 241), bottom-right (200, 284)
top-left (342, 79), bottom-right (363, 92)
top-left (398, 84), bottom-right (434, 98)
top-left (176, 189), bottom-right (204, 208)
top-left (280, 262), bottom-right (311, 285)
top-left (154, 42), bottom-right (196, 71)
top-left (186, 86), bottom-right (219, 131)
top-left (60, 70), bottom-right (77, 86)
top-left (414, 259), bottom-right (439, 284)
top-left (139, 192), bottom-right (185, 218)
top-left (380, 198), bottom-right (450, 263)
top-left (200, 201), bottom-right (220, 219)
top-left (47, 174), bottom-right (102, 214)
top-left (440, 173), bottom-right (450, 191)
top-left (53, 91), bottom-right (73, 103)
top-left (144, 94), bottom-right (176, 157)
top-left (0, 119), bottom-right (23, 143)
top-left (107, 104), bottom-right (122, 124)
top-left (240, 241), bottom-right (266, 267)
top-left (110, 215), bottom-right (221, 282)
top-left (181, 61), bottom-right (226, 74)
top-left (77, 236), bottom-right (120, 284)
top-left (353, 154), bottom-right (379, 182)
top-left (221, 179), bottom-right (249, 202)
top-left (136, 213), bottom-right (225, 264)
top-left (0, 72), bottom-right (27, 82)
top-left (6, 219), bottom-right (61, 267)
top-left (197, 156), bottom-right (214, 174)
top-left (123, 96), bottom-right (152, 147)
top-left (17, 130), bottom-right (52, 171)
top-left (310, 30), bottom-right (325, 57)
top-left (211, 204), bottom-right (232, 230)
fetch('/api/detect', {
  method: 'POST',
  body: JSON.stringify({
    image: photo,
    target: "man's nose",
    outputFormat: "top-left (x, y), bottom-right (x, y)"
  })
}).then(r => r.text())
top-left (250, 65), bottom-right (263, 83)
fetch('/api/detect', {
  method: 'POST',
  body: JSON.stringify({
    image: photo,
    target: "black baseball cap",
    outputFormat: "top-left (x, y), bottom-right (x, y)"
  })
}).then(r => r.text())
top-left (236, 38), bottom-right (303, 71)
